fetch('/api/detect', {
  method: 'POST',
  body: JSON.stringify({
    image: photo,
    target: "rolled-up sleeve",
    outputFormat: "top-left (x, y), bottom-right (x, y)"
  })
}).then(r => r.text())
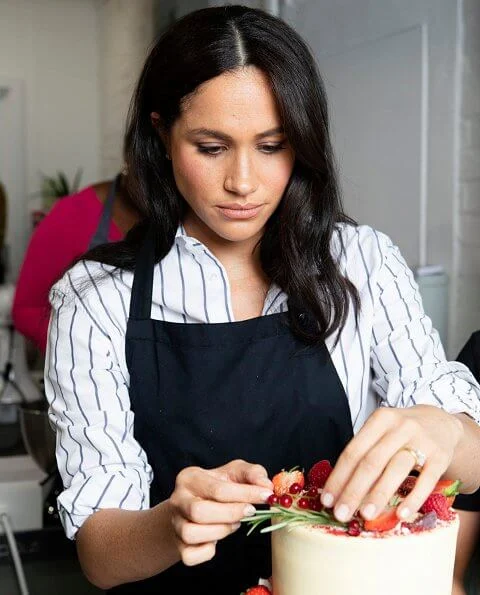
top-left (44, 269), bottom-right (153, 540)
top-left (370, 231), bottom-right (480, 424)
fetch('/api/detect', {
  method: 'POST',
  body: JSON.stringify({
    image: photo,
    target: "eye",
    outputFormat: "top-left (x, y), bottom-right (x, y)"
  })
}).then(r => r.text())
top-left (258, 143), bottom-right (287, 154)
top-left (197, 145), bottom-right (226, 156)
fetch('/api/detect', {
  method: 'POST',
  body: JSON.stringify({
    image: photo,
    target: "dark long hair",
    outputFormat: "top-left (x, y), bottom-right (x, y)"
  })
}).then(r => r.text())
top-left (82, 5), bottom-right (359, 344)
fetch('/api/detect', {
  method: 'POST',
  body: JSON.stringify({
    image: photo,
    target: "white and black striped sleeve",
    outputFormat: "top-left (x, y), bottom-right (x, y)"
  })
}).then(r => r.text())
top-left (44, 269), bottom-right (153, 540)
top-left (370, 231), bottom-right (480, 424)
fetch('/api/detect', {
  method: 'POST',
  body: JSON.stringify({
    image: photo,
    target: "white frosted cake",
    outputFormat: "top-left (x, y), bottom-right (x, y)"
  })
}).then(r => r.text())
top-left (243, 461), bottom-right (461, 595)
top-left (271, 515), bottom-right (459, 595)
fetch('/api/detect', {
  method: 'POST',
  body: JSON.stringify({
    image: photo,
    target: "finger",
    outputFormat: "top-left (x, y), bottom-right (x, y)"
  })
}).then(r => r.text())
top-left (219, 460), bottom-right (273, 489)
top-left (177, 540), bottom-right (217, 567)
top-left (322, 409), bottom-right (398, 508)
top-left (321, 410), bottom-right (409, 510)
top-left (359, 448), bottom-right (418, 520)
top-left (172, 518), bottom-right (241, 545)
top-left (329, 423), bottom-right (421, 521)
top-left (183, 498), bottom-right (257, 525)
top-left (243, 464), bottom-right (273, 489)
top-left (184, 469), bottom-right (272, 504)
top-left (397, 457), bottom-right (447, 520)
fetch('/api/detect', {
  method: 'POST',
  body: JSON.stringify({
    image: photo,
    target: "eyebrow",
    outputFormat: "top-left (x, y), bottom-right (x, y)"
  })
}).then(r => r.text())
top-left (187, 126), bottom-right (285, 142)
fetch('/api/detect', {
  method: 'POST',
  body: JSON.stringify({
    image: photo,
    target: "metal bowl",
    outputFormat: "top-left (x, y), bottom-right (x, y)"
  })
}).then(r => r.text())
top-left (19, 400), bottom-right (57, 475)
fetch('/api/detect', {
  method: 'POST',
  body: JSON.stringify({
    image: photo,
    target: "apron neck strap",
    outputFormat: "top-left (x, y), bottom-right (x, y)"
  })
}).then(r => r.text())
top-left (129, 224), bottom-right (156, 320)
top-left (89, 173), bottom-right (121, 249)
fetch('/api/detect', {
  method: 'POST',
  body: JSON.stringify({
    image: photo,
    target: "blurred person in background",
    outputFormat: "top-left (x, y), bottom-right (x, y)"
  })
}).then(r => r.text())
top-left (12, 172), bottom-right (139, 354)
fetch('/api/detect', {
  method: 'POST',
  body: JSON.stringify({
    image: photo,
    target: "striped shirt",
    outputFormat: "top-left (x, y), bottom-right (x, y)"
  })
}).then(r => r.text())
top-left (44, 224), bottom-right (480, 540)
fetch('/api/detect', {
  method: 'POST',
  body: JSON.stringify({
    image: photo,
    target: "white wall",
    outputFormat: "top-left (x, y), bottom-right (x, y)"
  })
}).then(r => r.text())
top-left (99, 0), bottom-right (154, 178)
top-left (452, 0), bottom-right (480, 355)
top-left (0, 0), bottom-right (100, 276)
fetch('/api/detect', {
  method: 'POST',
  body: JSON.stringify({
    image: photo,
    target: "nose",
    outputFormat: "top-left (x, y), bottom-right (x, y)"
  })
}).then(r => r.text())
top-left (224, 152), bottom-right (258, 197)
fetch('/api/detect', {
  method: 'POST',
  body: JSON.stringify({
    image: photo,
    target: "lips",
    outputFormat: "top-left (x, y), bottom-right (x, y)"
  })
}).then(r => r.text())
top-left (217, 203), bottom-right (264, 220)
top-left (218, 203), bottom-right (262, 210)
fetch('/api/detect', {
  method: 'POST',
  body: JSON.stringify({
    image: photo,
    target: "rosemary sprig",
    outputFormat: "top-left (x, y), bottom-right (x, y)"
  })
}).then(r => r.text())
top-left (241, 506), bottom-right (348, 536)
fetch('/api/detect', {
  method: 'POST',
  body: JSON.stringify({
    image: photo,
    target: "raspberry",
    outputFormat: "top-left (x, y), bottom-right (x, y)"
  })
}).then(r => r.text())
top-left (420, 493), bottom-right (454, 521)
top-left (307, 460), bottom-right (333, 488)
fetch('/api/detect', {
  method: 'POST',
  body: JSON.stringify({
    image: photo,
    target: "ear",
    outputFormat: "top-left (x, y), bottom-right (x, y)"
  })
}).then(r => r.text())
top-left (150, 111), bottom-right (161, 128)
top-left (150, 111), bottom-right (170, 152)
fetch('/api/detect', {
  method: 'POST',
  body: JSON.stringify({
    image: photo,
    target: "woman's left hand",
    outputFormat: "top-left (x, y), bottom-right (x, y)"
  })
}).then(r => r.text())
top-left (320, 404), bottom-right (464, 522)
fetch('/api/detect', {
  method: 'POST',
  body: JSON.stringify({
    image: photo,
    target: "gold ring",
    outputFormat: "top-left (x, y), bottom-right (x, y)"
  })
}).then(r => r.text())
top-left (402, 447), bottom-right (427, 470)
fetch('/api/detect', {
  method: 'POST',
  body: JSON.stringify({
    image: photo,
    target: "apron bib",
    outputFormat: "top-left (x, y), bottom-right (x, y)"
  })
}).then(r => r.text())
top-left (111, 228), bottom-right (354, 594)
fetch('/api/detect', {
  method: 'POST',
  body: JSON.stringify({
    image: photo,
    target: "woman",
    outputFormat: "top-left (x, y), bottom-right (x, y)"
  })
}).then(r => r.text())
top-left (12, 174), bottom-right (138, 353)
top-left (44, 7), bottom-right (480, 594)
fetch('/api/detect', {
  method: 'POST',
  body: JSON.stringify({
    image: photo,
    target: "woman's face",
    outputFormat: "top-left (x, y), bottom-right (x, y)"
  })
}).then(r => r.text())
top-left (165, 67), bottom-right (295, 244)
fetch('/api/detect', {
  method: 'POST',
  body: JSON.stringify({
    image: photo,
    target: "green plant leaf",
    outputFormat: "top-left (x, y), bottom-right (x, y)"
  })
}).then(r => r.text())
top-left (444, 480), bottom-right (461, 497)
top-left (58, 171), bottom-right (69, 196)
top-left (37, 169), bottom-right (83, 208)
top-left (72, 167), bottom-right (83, 193)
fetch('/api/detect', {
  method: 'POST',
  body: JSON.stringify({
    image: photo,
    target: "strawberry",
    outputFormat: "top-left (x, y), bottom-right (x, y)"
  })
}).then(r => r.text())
top-left (244, 587), bottom-right (271, 595)
top-left (420, 493), bottom-right (455, 521)
top-left (307, 460), bottom-right (333, 489)
top-left (397, 475), bottom-right (417, 497)
top-left (272, 469), bottom-right (305, 497)
top-left (432, 479), bottom-right (461, 507)
top-left (364, 507), bottom-right (400, 532)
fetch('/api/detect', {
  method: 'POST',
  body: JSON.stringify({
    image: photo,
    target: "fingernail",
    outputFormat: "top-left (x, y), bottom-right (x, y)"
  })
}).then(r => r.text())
top-left (257, 477), bottom-right (273, 488)
top-left (322, 492), bottom-right (334, 507)
top-left (243, 505), bottom-right (256, 517)
top-left (335, 504), bottom-right (350, 522)
top-left (398, 507), bottom-right (410, 519)
top-left (260, 490), bottom-right (273, 501)
top-left (361, 503), bottom-right (376, 520)
top-left (232, 522), bottom-right (241, 530)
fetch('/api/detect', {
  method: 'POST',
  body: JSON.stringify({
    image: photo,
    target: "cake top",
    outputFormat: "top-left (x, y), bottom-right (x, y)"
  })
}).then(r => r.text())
top-left (242, 459), bottom-right (461, 538)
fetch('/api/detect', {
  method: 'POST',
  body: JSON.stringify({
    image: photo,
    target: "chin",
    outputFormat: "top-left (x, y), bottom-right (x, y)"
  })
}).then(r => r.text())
top-left (213, 222), bottom-right (265, 243)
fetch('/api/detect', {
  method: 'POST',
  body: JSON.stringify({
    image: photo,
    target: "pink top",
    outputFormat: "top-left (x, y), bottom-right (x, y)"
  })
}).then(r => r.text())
top-left (12, 186), bottom-right (123, 353)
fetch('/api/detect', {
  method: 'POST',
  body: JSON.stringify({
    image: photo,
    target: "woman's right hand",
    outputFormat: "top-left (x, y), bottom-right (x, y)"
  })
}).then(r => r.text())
top-left (169, 459), bottom-right (273, 566)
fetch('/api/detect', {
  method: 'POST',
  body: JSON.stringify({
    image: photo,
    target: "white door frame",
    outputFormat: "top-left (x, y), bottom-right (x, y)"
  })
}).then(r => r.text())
top-left (0, 76), bottom-right (27, 281)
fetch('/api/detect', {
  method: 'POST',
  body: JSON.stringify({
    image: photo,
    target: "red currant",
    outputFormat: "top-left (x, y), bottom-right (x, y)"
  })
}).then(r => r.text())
top-left (279, 494), bottom-right (293, 508)
top-left (267, 494), bottom-right (279, 506)
top-left (347, 520), bottom-right (361, 536)
top-left (297, 497), bottom-right (310, 509)
top-left (309, 499), bottom-right (323, 512)
top-left (289, 483), bottom-right (302, 495)
top-left (307, 487), bottom-right (318, 498)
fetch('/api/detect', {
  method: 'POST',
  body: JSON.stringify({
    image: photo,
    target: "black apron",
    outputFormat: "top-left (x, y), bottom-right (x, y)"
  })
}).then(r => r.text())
top-left (88, 174), bottom-right (120, 249)
top-left (110, 228), bottom-right (354, 594)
